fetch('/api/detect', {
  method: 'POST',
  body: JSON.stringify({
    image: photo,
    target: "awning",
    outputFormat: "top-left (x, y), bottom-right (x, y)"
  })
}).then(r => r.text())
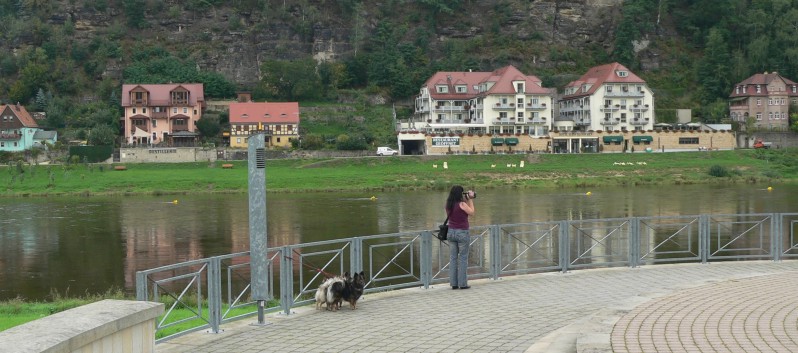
top-left (491, 137), bottom-right (504, 146)
top-left (505, 137), bottom-right (519, 146)
top-left (132, 126), bottom-right (149, 138)
top-left (603, 135), bottom-right (623, 143)
top-left (632, 135), bottom-right (653, 143)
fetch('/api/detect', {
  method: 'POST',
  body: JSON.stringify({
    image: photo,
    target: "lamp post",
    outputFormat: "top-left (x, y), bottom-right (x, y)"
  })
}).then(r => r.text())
top-left (248, 133), bottom-right (269, 325)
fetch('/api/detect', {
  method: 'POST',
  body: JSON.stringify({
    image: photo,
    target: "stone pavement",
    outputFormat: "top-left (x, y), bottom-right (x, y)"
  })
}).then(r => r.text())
top-left (156, 261), bottom-right (798, 353)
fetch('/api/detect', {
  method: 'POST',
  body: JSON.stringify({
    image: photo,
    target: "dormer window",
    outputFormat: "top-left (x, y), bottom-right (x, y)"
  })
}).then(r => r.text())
top-left (617, 71), bottom-right (628, 77)
top-left (793, 86), bottom-right (796, 93)
top-left (242, 114), bottom-right (249, 118)
top-left (756, 85), bottom-right (761, 93)
top-left (436, 85), bottom-right (448, 93)
top-left (736, 87), bottom-right (740, 94)
top-left (516, 83), bottom-right (524, 93)
top-left (456, 85), bottom-right (467, 93)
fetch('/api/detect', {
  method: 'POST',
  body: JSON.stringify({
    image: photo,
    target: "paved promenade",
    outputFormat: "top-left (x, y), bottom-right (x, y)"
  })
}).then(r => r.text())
top-left (157, 261), bottom-right (798, 353)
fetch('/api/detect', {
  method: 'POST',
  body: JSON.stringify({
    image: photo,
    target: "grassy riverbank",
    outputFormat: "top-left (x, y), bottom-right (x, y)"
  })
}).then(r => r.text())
top-left (2, 149), bottom-right (797, 196)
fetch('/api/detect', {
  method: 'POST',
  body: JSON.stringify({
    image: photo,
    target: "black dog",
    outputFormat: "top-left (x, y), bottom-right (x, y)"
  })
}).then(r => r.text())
top-left (342, 271), bottom-right (366, 310)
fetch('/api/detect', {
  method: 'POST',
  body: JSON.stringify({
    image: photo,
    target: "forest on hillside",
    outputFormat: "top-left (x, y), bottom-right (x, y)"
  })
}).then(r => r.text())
top-left (1, 0), bottom-right (798, 146)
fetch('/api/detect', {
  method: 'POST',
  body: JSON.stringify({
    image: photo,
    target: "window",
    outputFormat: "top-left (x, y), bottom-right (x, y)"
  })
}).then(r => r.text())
top-left (194, 109), bottom-right (198, 115)
top-left (621, 85), bottom-right (629, 92)
top-left (756, 113), bottom-right (762, 120)
top-left (499, 112), bottom-right (508, 119)
top-left (183, 108), bottom-right (188, 113)
top-left (436, 86), bottom-right (448, 93)
top-left (769, 99), bottom-right (773, 105)
top-left (152, 132), bottom-right (156, 140)
top-left (152, 120), bottom-right (157, 127)
top-left (606, 86), bottom-right (613, 93)
top-left (756, 85), bottom-right (761, 93)
top-left (635, 100), bottom-right (642, 106)
top-left (620, 113), bottom-right (627, 123)
top-left (679, 137), bottom-right (699, 144)
top-left (604, 99), bottom-right (612, 107)
top-left (517, 98), bottom-right (524, 105)
top-left (532, 98), bottom-right (539, 105)
top-left (437, 114), bottom-right (445, 120)
top-left (793, 86), bottom-right (797, 93)
top-left (605, 113), bottom-right (611, 120)
top-left (634, 113), bottom-right (641, 120)
top-left (516, 83), bottom-right (524, 93)
top-left (517, 112), bottom-right (524, 118)
top-left (456, 85), bottom-right (467, 93)
top-left (132, 108), bottom-right (136, 114)
top-left (620, 99), bottom-right (627, 109)
top-left (173, 108), bottom-right (178, 113)
top-left (236, 138), bottom-right (241, 144)
top-left (143, 108), bottom-right (147, 114)
top-left (277, 138), bottom-right (281, 143)
top-left (736, 87), bottom-right (740, 94)
top-left (769, 112), bottom-right (773, 120)
top-left (757, 99), bottom-right (762, 106)
top-left (617, 71), bottom-right (628, 77)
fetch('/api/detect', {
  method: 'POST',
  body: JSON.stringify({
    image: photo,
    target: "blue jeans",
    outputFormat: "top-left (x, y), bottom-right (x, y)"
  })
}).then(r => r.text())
top-left (448, 228), bottom-right (470, 287)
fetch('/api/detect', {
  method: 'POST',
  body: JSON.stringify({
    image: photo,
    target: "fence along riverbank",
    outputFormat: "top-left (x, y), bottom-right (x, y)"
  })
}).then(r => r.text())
top-left (136, 212), bottom-right (798, 341)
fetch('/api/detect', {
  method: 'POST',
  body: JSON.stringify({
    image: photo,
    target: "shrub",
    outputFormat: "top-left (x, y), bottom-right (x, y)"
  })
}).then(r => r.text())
top-left (708, 165), bottom-right (729, 177)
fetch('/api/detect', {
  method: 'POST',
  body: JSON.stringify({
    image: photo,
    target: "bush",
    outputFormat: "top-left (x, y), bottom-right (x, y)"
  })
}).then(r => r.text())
top-left (708, 165), bottom-right (729, 177)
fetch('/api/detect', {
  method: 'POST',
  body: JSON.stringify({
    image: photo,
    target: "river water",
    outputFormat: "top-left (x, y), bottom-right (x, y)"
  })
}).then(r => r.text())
top-left (0, 183), bottom-right (795, 301)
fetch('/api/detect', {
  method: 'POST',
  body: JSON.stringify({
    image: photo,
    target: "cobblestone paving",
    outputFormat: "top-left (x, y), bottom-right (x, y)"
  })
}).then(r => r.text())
top-left (612, 273), bottom-right (798, 353)
top-left (156, 261), bottom-right (798, 353)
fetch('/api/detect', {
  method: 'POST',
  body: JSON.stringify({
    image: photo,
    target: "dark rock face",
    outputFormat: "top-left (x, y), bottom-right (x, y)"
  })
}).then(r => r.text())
top-left (14, 0), bottom-right (640, 87)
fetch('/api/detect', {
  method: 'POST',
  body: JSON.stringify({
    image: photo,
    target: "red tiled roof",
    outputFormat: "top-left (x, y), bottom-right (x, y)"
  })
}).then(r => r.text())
top-left (729, 72), bottom-right (798, 97)
top-left (229, 102), bottom-right (300, 124)
top-left (0, 104), bottom-right (38, 128)
top-left (120, 83), bottom-right (205, 106)
top-left (423, 65), bottom-right (552, 100)
top-left (562, 62), bottom-right (645, 98)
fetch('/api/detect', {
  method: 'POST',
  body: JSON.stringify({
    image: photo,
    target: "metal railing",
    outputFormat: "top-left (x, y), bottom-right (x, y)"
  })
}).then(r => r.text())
top-left (136, 212), bottom-right (798, 341)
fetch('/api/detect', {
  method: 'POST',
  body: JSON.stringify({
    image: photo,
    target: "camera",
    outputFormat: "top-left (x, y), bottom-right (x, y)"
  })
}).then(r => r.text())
top-left (462, 190), bottom-right (476, 200)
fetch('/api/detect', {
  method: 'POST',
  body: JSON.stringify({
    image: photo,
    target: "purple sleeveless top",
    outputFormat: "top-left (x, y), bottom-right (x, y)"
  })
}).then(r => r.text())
top-left (446, 203), bottom-right (469, 230)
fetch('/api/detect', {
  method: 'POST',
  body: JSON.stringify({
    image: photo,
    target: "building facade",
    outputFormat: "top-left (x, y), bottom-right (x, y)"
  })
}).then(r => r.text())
top-left (558, 62), bottom-right (655, 132)
top-left (728, 71), bottom-right (798, 131)
top-left (228, 102), bottom-right (300, 149)
top-left (0, 104), bottom-right (45, 151)
top-left (120, 84), bottom-right (205, 146)
top-left (415, 65), bottom-right (555, 137)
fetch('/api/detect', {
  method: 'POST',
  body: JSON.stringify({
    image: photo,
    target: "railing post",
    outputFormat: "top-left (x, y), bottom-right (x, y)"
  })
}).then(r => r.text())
top-left (559, 220), bottom-right (570, 273)
top-left (700, 214), bottom-right (709, 264)
top-left (135, 271), bottom-right (148, 301)
top-left (420, 231), bottom-right (432, 289)
top-left (773, 213), bottom-right (782, 262)
top-left (490, 225), bottom-right (501, 280)
top-left (350, 237), bottom-right (363, 275)
top-left (207, 257), bottom-right (222, 334)
top-left (629, 217), bottom-right (640, 268)
top-left (279, 246), bottom-right (294, 315)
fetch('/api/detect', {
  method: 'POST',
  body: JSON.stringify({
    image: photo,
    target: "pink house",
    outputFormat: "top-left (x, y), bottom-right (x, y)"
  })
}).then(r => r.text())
top-left (121, 84), bottom-right (205, 146)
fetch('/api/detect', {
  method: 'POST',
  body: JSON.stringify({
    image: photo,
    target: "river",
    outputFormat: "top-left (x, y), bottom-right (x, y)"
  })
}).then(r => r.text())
top-left (0, 183), bottom-right (794, 301)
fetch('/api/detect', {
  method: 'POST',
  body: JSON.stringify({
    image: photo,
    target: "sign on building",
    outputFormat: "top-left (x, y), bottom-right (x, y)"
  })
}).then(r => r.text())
top-left (431, 137), bottom-right (460, 147)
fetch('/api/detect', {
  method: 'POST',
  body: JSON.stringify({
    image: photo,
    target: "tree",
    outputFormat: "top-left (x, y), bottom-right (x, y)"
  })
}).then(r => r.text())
top-left (257, 59), bottom-right (322, 101)
top-left (195, 118), bottom-right (221, 140)
top-left (87, 124), bottom-right (117, 146)
top-left (697, 27), bottom-right (731, 103)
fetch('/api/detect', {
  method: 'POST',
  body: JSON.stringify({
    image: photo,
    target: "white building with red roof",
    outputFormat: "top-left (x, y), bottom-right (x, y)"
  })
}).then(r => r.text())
top-left (0, 104), bottom-right (49, 152)
top-left (121, 83), bottom-right (205, 145)
top-left (728, 71), bottom-right (798, 131)
top-left (415, 65), bottom-right (555, 137)
top-left (558, 62), bottom-right (654, 132)
top-left (228, 102), bottom-right (300, 149)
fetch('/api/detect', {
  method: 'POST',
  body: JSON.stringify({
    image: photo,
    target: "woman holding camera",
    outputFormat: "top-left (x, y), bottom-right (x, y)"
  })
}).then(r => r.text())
top-left (445, 185), bottom-right (475, 290)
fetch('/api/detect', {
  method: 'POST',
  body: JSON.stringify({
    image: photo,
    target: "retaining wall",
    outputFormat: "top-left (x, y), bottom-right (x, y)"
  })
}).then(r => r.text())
top-left (0, 299), bottom-right (163, 353)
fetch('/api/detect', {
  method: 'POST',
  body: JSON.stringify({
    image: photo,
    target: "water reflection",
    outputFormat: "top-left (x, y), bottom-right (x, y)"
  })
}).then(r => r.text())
top-left (0, 184), bottom-right (795, 301)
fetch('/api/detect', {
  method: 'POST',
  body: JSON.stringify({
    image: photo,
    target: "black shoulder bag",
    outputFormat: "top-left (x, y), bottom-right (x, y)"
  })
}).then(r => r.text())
top-left (436, 208), bottom-right (450, 242)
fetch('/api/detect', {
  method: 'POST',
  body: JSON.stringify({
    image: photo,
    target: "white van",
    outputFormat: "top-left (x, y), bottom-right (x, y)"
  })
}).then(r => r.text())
top-left (376, 147), bottom-right (398, 156)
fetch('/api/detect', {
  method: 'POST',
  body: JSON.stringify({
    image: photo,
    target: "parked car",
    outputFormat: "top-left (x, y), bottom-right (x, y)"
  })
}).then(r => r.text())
top-left (376, 147), bottom-right (398, 156)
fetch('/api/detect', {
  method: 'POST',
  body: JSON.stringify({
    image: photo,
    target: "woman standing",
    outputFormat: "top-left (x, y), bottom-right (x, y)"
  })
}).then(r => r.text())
top-left (445, 185), bottom-right (475, 289)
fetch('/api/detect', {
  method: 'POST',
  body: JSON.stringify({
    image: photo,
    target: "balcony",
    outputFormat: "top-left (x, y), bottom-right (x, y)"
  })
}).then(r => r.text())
top-left (131, 99), bottom-right (148, 106)
top-left (524, 103), bottom-right (547, 111)
top-left (601, 118), bottom-right (620, 126)
top-left (600, 105), bottom-right (621, 112)
top-left (630, 117), bottom-right (650, 126)
top-left (494, 118), bottom-right (514, 125)
top-left (630, 104), bottom-right (650, 112)
top-left (559, 105), bottom-right (585, 113)
top-left (0, 133), bottom-right (21, 140)
top-left (604, 90), bottom-right (645, 98)
top-left (433, 105), bottom-right (467, 113)
top-left (574, 118), bottom-right (591, 126)
top-left (492, 103), bottom-right (516, 110)
top-left (530, 117), bottom-right (548, 124)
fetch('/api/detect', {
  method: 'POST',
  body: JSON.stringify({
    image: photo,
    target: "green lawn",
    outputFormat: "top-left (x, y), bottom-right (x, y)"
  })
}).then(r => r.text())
top-left (1, 149), bottom-right (795, 196)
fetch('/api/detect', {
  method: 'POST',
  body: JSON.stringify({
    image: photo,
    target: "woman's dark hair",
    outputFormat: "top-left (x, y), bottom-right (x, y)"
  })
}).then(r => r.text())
top-left (446, 185), bottom-right (464, 211)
